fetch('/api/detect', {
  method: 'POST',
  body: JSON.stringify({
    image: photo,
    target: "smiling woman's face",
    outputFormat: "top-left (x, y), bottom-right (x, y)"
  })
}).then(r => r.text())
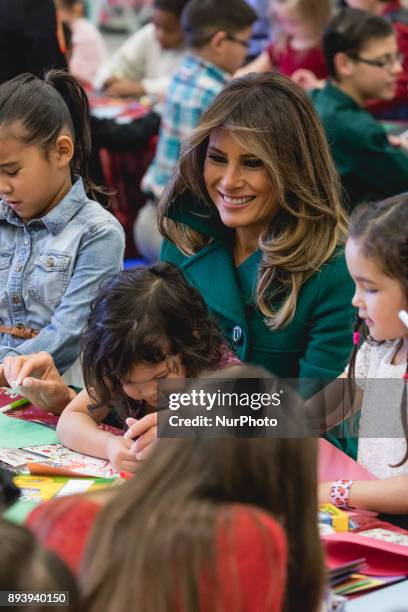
top-left (203, 129), bottom-right (277, 235)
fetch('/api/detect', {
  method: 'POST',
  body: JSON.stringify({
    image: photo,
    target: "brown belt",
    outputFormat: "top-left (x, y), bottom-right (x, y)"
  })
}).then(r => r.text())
top-left (0, 325), bottom-right (39, 339)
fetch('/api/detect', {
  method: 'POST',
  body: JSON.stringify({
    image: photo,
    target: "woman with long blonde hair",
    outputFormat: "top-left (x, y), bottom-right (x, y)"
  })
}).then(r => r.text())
top-left (159, 72), bottom-right (356, 454)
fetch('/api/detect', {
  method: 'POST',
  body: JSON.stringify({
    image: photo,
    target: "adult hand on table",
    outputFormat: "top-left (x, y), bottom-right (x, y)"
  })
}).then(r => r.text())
top-left (124, 413), bottom-right (158, 461)
top-left (2, 352), bottom-right (76, 415)
top-left (104, 77), bottom-right (145, 98)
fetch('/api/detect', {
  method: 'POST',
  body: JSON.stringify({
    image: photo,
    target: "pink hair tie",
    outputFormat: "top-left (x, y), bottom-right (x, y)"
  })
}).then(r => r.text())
top-left (352, 332), bottom-right (360, 346)
top-left (403, 373), bottom-right (408, 381)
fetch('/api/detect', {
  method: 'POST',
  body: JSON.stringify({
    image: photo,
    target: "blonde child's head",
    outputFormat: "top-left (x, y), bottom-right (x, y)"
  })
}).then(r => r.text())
top-left (270, 0), bottom-right (332, 46)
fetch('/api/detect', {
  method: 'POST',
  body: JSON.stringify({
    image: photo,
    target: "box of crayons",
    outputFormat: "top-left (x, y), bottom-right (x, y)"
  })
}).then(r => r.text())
top-left (319, 503), bottom-right (356, 533)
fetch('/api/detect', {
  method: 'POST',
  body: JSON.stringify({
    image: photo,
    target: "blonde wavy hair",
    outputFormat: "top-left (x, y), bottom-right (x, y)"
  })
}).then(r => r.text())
top-left (158, 72), bottom-right (348, 330)
top-left (270, 0), bottom-right (333, 45)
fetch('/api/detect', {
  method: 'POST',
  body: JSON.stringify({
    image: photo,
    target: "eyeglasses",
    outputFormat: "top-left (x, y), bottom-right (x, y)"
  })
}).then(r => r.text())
top-left (349, 52), bottom-right (404, 70)
top-left (225, 34), bottom-right (250, 50)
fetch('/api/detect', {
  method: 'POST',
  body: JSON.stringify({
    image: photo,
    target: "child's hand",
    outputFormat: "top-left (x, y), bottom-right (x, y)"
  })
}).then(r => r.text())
top-left (105, 78), bottom-right (145, 98)
top-left (105, 435), bottom-right (139, 473)
top-left (124, 413), bottom-right (158, 461)
top-left (291, 69), bottom-right (324, 90)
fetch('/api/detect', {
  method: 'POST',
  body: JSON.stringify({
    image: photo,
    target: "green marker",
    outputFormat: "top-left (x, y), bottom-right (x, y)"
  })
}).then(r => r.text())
top-left (0, 397), bottom-right (30, 414)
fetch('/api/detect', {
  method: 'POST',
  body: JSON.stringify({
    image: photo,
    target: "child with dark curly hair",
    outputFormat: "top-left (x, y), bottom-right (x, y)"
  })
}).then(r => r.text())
top-left (56, 262), bottom-right (240, 472)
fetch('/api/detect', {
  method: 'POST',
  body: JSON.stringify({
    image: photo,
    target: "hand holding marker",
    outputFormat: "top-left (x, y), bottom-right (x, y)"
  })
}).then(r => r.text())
top-left (0, 384), bottom-right (30, 414)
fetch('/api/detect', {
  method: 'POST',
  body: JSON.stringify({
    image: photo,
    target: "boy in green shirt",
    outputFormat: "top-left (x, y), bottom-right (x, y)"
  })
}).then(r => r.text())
top-left (310, 8), bottom-right (408, 210)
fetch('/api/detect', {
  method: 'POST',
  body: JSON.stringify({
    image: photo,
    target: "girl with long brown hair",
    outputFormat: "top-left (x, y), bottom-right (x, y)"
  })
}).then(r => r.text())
top-left (58, 367), bottom-right (323, 612)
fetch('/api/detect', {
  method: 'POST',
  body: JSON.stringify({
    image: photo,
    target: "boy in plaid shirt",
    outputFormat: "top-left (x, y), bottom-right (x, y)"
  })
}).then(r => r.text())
top-left (136, 0), bottom-right (257, 259)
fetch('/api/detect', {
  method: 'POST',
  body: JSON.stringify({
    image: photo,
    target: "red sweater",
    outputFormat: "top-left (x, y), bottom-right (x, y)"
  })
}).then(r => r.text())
top-left (266, 39), bottom-right (328, 79)
top-left (27, 499), bottom-right (287, 612)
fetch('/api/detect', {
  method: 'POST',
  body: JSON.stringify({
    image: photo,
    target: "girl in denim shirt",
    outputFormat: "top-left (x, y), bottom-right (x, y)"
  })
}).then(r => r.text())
top-left (0, 70), bottom-right (125, 385)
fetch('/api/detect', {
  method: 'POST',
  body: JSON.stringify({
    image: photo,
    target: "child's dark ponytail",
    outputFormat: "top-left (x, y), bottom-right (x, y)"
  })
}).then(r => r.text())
top-left (45, 70), bottom-right (99, 198)
top-left (0, 70), bottom-right (102, 199)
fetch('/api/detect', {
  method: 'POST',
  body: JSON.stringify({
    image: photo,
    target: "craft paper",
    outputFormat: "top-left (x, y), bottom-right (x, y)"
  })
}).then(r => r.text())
top-left (324, 532), bottom-right (408, 576)
top-left (13, 475), bottom-right (66, 502)
top-left (318, 439), bottom-right (377, 482)
top-left (23, 444), bottom-right (118, 478)
top-left (0, 414), bottom-right (58, 448)
top-left (0, 448), bottom-right (46, 467)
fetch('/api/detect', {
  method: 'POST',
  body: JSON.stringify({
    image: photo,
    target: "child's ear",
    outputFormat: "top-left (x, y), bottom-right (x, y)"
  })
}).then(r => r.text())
top-left (211, 31), bottom-right (228, 53)
top-left (334, 52), bottom-right (355, 79)
top-left (54, 134), bottom-right (74, 167)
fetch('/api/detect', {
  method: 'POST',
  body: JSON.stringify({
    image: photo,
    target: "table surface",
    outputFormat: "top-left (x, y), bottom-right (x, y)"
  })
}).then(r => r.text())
top-left (346, 579), bottom-right (408, 611)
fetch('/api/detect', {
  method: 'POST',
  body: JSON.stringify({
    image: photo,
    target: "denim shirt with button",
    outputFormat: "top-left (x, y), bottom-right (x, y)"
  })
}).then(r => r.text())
top-left (0, 177), bottom-right (125, 373)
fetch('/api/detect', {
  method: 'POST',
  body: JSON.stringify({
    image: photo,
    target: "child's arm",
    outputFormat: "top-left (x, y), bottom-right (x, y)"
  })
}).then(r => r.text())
top-left (305, 371), bottom-right (363, 433)
top-left (104, 77), bottom-right (145, 98)
top-left (0, 219), bottom-right (125, 374)
top-left (94, 26), bottom-right (150, 89)
top-left (234, 51), bottom-right (272, 78)
top-left (56, 389), bottom-right (138, 472)
top-left (319, 476), bottom-right (408, 514)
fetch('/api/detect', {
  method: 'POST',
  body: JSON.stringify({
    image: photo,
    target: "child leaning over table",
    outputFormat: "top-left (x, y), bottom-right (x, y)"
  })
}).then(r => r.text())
top-left (0, 70), bottom-right (125, 386)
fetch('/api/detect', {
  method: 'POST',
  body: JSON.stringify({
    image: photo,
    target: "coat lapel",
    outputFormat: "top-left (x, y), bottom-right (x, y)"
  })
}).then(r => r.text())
top-left (178, 239), bottom-right (248, 328)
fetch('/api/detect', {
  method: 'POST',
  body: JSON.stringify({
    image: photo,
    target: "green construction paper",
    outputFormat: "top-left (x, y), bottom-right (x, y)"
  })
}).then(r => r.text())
top-left (0, 414), bottom-right (59, 448)
top-left (2, 500), bottom-right (37, 524)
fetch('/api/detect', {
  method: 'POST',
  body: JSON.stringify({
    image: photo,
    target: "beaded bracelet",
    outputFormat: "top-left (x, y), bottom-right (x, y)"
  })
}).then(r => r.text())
top-left (330, 479), bottom-right (353, 509)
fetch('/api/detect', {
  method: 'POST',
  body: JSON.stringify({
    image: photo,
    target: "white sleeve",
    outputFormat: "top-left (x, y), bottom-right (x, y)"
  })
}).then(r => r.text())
top-left (140, 75), bottom-right (171, 96)
top-left (94, 24), bottom-right (153, 84)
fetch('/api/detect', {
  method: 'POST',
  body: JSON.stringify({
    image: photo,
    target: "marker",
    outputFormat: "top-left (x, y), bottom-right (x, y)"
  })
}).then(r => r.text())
top-left (399, 310), bottom-right (408, 329)
top-left (0, 397), bottom-right (30, 414)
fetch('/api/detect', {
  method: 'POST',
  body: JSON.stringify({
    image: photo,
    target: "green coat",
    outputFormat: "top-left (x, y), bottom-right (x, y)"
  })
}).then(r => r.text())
top-left (161, 194), bottom-right (355, 377)
top-left (161, 194), bottom-right (357, 456)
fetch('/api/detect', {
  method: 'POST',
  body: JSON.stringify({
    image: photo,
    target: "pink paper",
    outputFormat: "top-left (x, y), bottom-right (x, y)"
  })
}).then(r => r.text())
top-left (318, 439), bottom-right (377, 483)
top-left (323, 532), bottom-right (408, 576)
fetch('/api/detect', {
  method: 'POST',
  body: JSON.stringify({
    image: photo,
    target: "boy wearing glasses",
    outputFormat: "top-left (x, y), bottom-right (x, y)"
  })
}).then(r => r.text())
top-left (311, 8), bottom-right (408, 210)
top-left (137, 0), bottom-right (257, 259)
top-left (345, 0), bottom-right (408, 119)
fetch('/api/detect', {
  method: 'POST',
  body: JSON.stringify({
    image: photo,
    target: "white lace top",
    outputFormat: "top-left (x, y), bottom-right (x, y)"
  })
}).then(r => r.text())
top-left (350, 340), bottom-right (406, 478)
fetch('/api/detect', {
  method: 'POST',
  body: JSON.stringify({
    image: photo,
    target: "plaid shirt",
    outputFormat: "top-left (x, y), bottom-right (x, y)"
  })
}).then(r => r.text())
top-left (142, 54), bottom-right (229, 199)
